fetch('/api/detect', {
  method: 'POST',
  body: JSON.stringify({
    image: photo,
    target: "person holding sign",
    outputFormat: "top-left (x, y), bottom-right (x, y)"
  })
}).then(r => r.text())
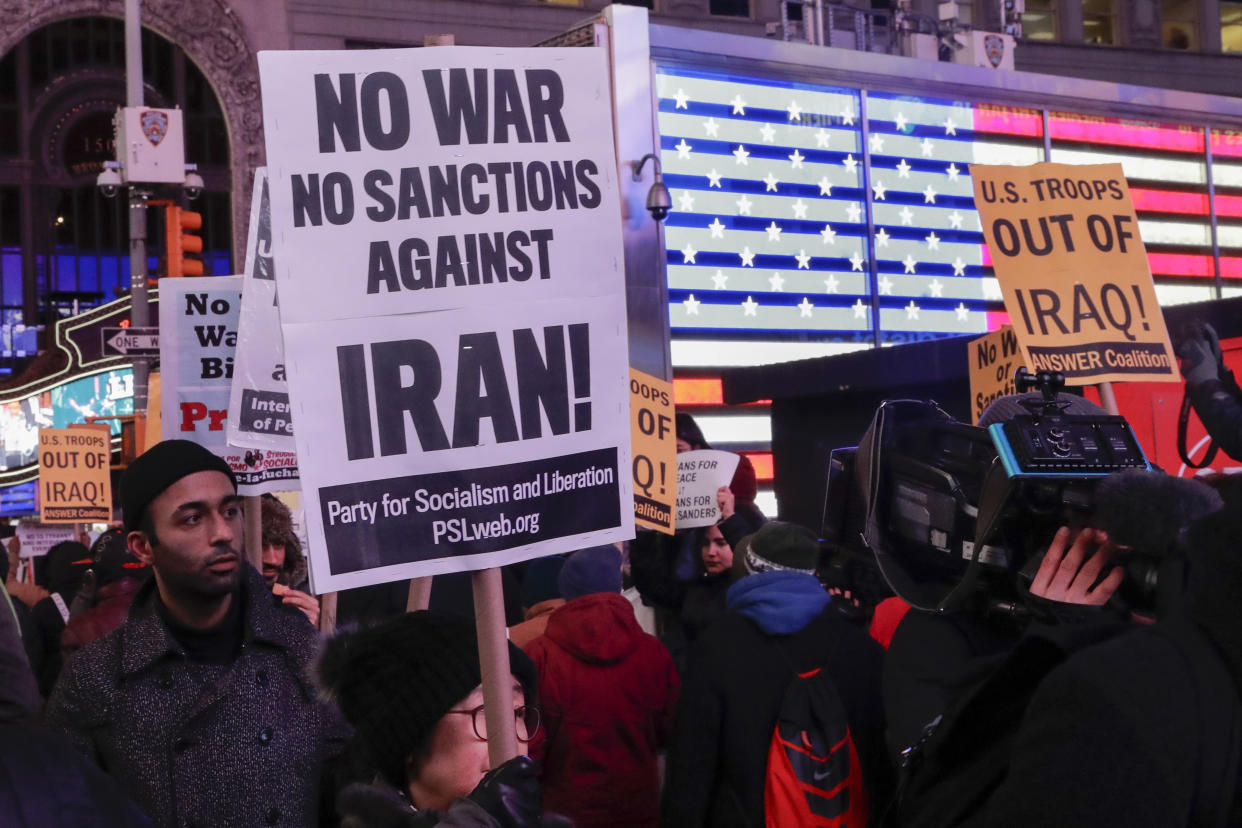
top-left (45, 440), bottom-right (349, 828)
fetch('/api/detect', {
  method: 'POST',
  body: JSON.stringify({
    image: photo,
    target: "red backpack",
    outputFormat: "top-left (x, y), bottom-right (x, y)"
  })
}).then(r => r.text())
top-left (764, 666), bottom-right (871, 828)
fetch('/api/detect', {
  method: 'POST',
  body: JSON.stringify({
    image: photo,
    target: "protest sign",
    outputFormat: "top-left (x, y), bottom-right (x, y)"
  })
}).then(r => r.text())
top-left (629, 369), bottom-right (676, 534)
top-left (38, 425), bottom-right (111, 522)
top-left (16, 522), bottom-right (77, 557)
top-left (676, 450), bottom-right (740, 530)
top-left (970, 162), bottom-right (1178, 385)
top-left (159, 277), bottom-right (300, 494)
top-left (259, 46), bottom-right (631, 592)
top-left (968, 325), bottom-right (1026, 424)
top-left (227, 168), bottom-right (300, 453)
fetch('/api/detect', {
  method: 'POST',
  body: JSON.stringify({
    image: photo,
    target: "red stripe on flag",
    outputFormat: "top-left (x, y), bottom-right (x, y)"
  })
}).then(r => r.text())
top-left (674, 378), bottom-right (722, 406)
top-left (743, 452), bottom-right (774, 481)
top-left (987, 311), bottom-right (1012, 331)
top-left (1048, 114), bottom-right (1205, 153)
top-left (971, 105), bottom-right (1044, 137)
top-left (1146, 253), bottom-right (1242, 279)
top-left (1130, 188), bottom-right (1209, 216)
top-left (1210, 131), bottom-right (1242, 159)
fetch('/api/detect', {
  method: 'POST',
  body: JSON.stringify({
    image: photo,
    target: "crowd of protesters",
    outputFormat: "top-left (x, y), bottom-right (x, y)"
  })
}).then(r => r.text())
top-left (2, 378), bottom-right (1242, 827)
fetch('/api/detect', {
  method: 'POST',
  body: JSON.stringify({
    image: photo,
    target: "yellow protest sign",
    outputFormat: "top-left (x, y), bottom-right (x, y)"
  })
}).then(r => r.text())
top-left (970, 162), bottom-right (1178, 385)
top-left (629, 368), bottom-right (676, 534)
top-left (38, 425), bottom-right (112, 523)
top-left (968, 326), bottom-right (1026, 424)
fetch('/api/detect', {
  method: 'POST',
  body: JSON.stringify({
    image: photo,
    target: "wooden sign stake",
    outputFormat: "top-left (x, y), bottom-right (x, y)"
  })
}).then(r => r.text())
top-left (471, 567), bottom-right (519, 766)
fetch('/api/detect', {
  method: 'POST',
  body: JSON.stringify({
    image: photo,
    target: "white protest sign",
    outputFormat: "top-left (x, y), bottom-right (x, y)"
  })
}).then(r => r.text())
top-left (676, 449), bottom-right (740, 530)
top-left (259, 46), bottom-right (632, 592)
top-left (159, 277), bottom-right (300, 494)
top-left (227, 168), bottom-right (300, 454)
top-left (16, 523), bottom-right (76, 558)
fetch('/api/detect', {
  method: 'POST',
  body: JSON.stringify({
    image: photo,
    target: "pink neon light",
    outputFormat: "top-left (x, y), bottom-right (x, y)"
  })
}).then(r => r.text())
top-left (1210, 131), bottom-right (1242, 159)
top-left (981, 245), bottom-right (993, 267)
top-left (1047, 114), bottom-right (1205, 154)
top-left (986, 311), bottom-right (1012, 331)
top-left (971, 106), bottom-right (1044, 137)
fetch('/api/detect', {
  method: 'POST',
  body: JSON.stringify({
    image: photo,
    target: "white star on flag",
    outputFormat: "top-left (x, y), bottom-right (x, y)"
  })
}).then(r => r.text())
top-left (896, 159), bottom-right (911, 178)
top-left (843, 154), bottom-right (859, 174)
top-left (795, 250), bottom-right (811, 269)
top-left (952, 257), bottom-right (966, 276)
top-left (903, 255), bottom-right (917, 274)
top-left (850, 252), bottom-right (865, 271)
top-left (895, 112), bottom-right (908, 132)
top-left (824, 274), bottom-right (839, 293)
top-left (708, 217), bottom-right (726, 238)
top-left (789, 149), bottom-right (805, 168)
top-left (788, 100), bottom-right (803, 121)
top-left (733, 145), bottom-right (750, 164)
top-left (703, 117), bottom-right (719, 137)
top-left (929, 279), bottom-right (944, 297)
top-left (682, 243), bottom-right (698, 264)
top-left (736, 194), bottom-right (753, 215)
top-left (742, 296), bottom-right (758, 316)
top-left (942, 117), bottom-right (957, 136)
top-left (853, 298), bottom-right (869, 319)
top-left (869, 133), bottom-right (885, 153)
top-left (818, 177), bottom-right (833, 196)
top-left (925, 231), bottom-right (940, 250)
top-left (731, 95), bottom-right (747, 115)
top-left (923, 185), bottom-right (938, 204)
top-left (769, 272), bottom-right (785, 291)
top-left (674, 89), bottom-right (689, 109)
top-left (899, 206), bottom-right (914, 226)
top-left (792, 199), bottom-right (808, 219)
top-left (707, 169), bottom-right (723, 188)
top-left (956, 302), bottom-right (970, 321)
top-left (815, 129), bottom-right (831, 148)
top-left (846, 203), bottom-right (862, 223)
top-left (841, 109), bottom-right (855, 125)
top-left (948, 211), bottom-right (964, 229)
top-left (760, 123), bottom-right (776, 143)
top-left (875, 227), bottom-right (890, 247)
top-left (873, 181), bottom-right (887, 201)
top-left (678, 191), bottom-right (695, 212)
top-left (878, 275), bottom-right (894, 295)
top-left (921, 137), bottom-right (935, 157)
top-left (740, 246), bottom-right (756, 266)
top-left (946, 163), bottom-right (960, 181)
top-left (905, 300), bottom-right (920, 319)
top-left (766, 221), bottom-right (782, 241)
top-left (764, 172), bottom-right (780, 192)
top-left (712, 270), bottom-right (729, 290)
top-left (821, 224), bottom-right (836, 244)
top-left (798, 297), bottom-right (814, 317)
top-left (683, 293), bottom-right (700, 314)
top-left (676, 139), bottom-right (692, 159)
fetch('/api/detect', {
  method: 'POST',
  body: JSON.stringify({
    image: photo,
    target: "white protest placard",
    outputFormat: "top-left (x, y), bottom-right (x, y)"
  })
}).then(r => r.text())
top-left (259, 46), bottom-right (632, 592)
top-left (227, 168), bottom-right (300, 454)
top-left (16, 522), bottom-right (76, 558)
top-left (159, 277), bottom-right (300, 494)
top-left (676, 449), bottom-right (740, 530)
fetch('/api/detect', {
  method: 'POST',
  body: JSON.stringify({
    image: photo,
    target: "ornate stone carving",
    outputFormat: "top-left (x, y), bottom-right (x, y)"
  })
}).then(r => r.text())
top-left (4, 0), bottom-right (265, 262)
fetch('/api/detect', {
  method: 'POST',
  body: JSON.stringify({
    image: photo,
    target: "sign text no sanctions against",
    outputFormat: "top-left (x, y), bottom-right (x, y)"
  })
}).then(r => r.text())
top-left (295, 68), bottom-right (602, 295)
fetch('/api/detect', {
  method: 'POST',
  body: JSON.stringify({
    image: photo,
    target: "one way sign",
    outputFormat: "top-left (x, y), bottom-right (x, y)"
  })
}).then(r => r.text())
top-left (102, 326), bottom-right (159, 356)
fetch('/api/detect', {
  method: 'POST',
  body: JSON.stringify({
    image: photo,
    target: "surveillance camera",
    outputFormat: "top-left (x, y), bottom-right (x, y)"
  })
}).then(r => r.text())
top-left (96, 167), bottom-right (122, 199)
top-left (184, 171), bottom-right (205, 201)
top-left (646, 181), bottom-right (672, 222)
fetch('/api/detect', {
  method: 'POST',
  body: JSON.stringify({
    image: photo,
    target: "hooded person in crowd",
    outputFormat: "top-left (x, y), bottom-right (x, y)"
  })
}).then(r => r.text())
top-left (27, 540), bottom-right (93, 696)
top-left (663, 521), bottom-right (891, 827)
top-left (523, 545), bottom-right (679, 828)
top-left (45, 439), bottom-right (350, 827)
top-left (508, 554), bottom-right (566, 650)
top-left (319, 609), bottom-right (565, 827)
top-left (60, 527), bottom-right (150, 662)
top-left (258, 493), bottom-right (320, 626)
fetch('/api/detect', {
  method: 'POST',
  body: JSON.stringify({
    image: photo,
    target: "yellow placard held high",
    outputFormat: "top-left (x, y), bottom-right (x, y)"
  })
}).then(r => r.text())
top-left (38, 425), bottom-right (112, 523)
top-left (970, 162), bottom-right (1179, 385)
top-left (629, 368), bottom-right (676, 534)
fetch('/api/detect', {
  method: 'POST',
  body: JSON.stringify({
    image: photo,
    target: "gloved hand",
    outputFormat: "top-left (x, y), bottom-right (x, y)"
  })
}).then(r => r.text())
top-left (466, 755), bottom-right (544, 828)
top-left (1177, 321), bottom-right (1223, 388)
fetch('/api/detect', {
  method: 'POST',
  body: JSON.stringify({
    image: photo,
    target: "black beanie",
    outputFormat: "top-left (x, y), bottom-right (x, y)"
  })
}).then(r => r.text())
top-left (121, 440), bottom-right (237, 531)
top-left (316, 610), bottom-right (538, 788)
top-left (742, 521), bottom-right (821, 575)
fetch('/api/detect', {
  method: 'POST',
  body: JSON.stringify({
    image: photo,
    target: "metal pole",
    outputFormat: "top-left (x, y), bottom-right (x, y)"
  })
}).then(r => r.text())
top-left (125, 0), bottom-right (150, 414)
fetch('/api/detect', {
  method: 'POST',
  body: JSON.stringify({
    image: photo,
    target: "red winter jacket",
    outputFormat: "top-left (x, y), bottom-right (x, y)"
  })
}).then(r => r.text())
top-left (523, 592), bottom-right (679, 828)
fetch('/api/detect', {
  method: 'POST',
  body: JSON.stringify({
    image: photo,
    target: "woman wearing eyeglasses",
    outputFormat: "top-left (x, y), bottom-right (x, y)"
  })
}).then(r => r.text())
top-left (318, 609), bottom-right (567, 827)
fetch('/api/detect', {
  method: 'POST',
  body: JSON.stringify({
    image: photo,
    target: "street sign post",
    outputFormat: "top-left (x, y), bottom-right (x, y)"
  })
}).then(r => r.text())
top-left (101, 326), bottom-right (159, 357)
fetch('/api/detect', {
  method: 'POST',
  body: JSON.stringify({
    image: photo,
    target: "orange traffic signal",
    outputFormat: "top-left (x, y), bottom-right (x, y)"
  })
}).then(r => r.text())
top-left (165, 204), bottom-right (204, 277)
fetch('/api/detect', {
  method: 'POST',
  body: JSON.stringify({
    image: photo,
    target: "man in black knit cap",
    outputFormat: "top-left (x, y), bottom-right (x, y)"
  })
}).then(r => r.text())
top-left (45, 439), bottom-right (349, 827)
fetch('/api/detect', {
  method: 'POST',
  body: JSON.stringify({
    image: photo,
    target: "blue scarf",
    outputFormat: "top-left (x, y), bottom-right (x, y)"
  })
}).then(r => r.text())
top-left (726, 570), bottom-right (830, 635)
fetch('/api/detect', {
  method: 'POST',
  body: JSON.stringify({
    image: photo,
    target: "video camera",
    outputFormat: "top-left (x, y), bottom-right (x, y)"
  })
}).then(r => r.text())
top-left (822, 370), bottom-right (1151, 613)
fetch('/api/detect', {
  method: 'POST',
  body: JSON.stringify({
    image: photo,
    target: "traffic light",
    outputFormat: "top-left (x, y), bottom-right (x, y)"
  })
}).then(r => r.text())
top-left (164, 204), bottom-right (203, 277)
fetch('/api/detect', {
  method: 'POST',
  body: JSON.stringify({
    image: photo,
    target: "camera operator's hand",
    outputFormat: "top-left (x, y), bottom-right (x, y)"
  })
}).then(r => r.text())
top-left (1177, 322), bottom-right (1223, 388)
top-left (1029, 527), bottom-right (1123, 606)
top-left (716, 486), bottom-right (735, 521)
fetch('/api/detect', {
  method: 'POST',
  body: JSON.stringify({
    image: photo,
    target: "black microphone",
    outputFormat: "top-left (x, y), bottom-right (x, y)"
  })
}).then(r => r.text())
top-left (1093, 468), bottom-right (1222, 558)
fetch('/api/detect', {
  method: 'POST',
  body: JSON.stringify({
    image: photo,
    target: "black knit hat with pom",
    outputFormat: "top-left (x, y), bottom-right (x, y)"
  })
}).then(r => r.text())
top-left (316, 610), bottom-right (537, 788)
